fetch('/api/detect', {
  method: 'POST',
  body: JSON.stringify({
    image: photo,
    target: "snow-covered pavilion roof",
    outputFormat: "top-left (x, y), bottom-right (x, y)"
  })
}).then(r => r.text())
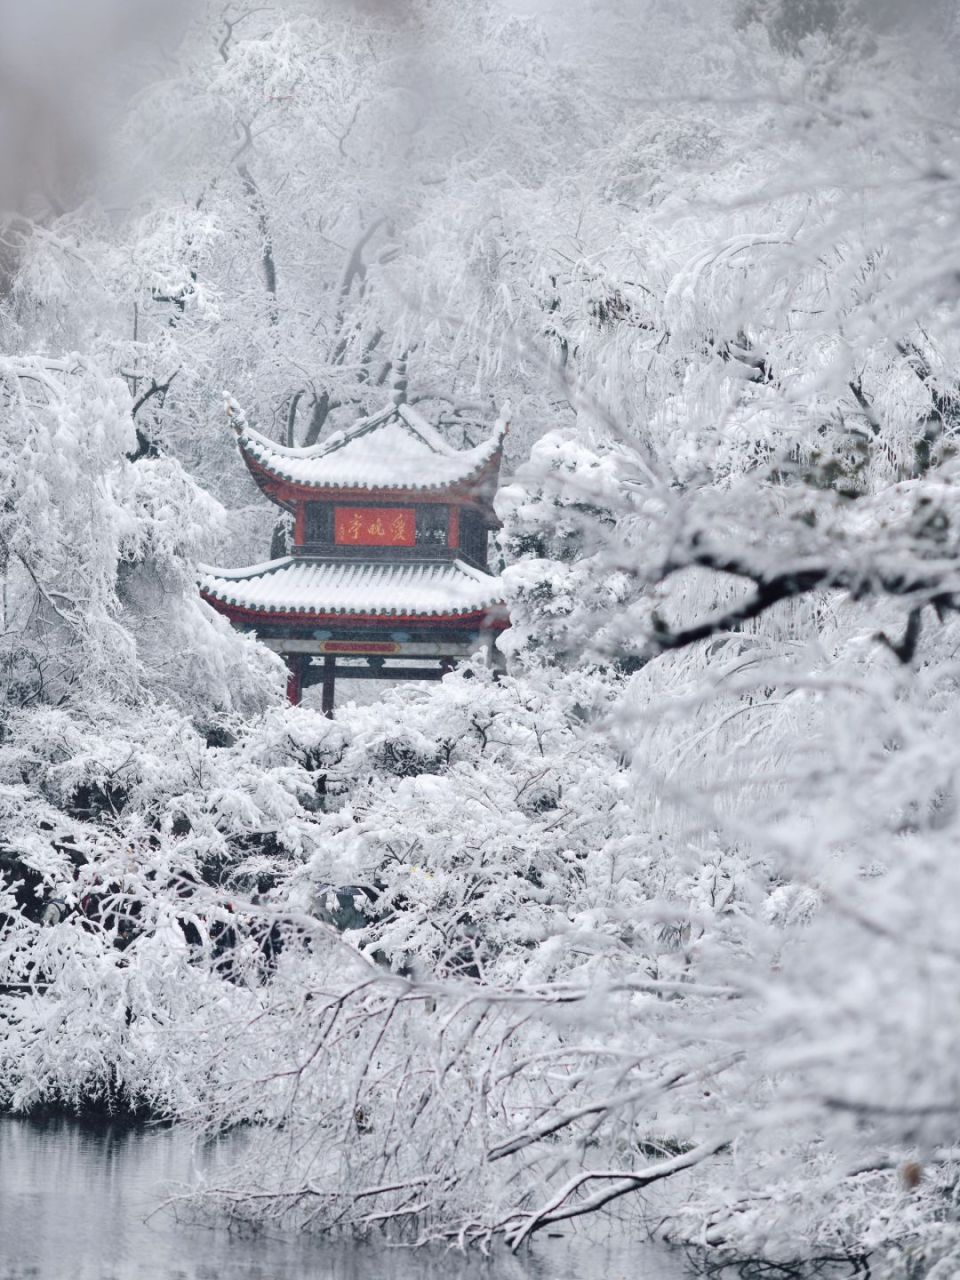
top-left (235, 402), bottom-right (506, 494)
top-left (199, 556), bottom-right (504, 619)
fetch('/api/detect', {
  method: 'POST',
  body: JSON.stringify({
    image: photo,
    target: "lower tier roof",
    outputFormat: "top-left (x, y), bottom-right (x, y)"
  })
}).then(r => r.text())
top-left (199, 556), bottom-right (505, 620)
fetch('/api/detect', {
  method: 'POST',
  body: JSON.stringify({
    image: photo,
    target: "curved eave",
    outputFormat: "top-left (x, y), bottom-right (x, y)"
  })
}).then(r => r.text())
top-left (201, 590), bottom-right (509, 629)
top-left (238, 434), bottom-right (504, 508)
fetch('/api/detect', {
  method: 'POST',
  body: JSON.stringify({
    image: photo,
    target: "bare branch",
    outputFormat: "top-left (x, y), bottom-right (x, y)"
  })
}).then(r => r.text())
top-left (504, 1136), bottom-right (730, 1249)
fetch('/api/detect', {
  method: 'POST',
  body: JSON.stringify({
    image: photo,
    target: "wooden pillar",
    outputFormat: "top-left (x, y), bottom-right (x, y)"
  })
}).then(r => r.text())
top-left (285, 654), bottom-right (304, 706)
top-left (321, 655), bottom-right (336, 718)
top-left (447, 505), bottom-right (460, 550)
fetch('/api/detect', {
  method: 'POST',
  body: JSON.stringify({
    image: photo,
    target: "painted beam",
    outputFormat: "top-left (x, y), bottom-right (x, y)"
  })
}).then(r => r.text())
top-left (261, 637), bottom-right (484, 658)
top-left (302, 665), bottom-right (447, 686)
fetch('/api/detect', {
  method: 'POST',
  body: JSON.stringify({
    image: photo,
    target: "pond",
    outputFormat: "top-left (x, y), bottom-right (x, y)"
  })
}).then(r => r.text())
top-left (0, 1117), bottom-right (696, 1280)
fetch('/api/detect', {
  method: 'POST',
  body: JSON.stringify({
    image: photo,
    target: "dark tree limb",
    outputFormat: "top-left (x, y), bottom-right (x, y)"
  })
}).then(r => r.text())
top-left (131, 369), bottom-right (179, 421)
top-left (336, 218), bottom-right (386, 308)
top-left (650, 562), bottom-right (831, 653)
top-left (392, 350), bottom-right (409, 405)
top-left (303, 391), bottom-right (338, 447)
top-left (128, 370), bottom-right (179, 461)
top-left (848, 378), bottom-right (881, 436)
top-left (284, 389), bottom-right (305, 448)
top-left (237, 159), bottom-right (277, 317)
top-left (645, 548), bottom-right (958, 662)
top-left (877, 606), bottom-right (924, 664)
top-left (299, 223), bottom-right (389, 445)
top-left (229, 119), bottom-right (254, 166)
top-left (355, 327), bottom-right (385, 384)
top-left (895, 338), bottom-right (960, 476)
top-left (218, 8), bottom-right (269, 64)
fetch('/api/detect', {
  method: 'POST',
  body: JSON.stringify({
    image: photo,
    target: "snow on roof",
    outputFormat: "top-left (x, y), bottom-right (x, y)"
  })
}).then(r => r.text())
top-left (199, 556), bottom-right (504, 618)
top-left (237, 402), bottom-right (506, 493)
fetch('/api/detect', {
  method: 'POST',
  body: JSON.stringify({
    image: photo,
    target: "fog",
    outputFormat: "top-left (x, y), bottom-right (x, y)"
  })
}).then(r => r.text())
top-left (2, 0), bottom-right (952, 217)
top-left (0, 0), bottom-right (189, 214)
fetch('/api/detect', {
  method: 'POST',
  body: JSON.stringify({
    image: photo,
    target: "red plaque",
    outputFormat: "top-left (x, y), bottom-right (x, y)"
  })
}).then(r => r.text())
top-left (322, 640), bottom-right (399, 655)
top-left (335, 506), bottom-right (415, 547)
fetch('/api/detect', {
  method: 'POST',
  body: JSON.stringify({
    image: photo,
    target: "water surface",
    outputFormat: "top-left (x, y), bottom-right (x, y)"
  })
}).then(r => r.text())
top-left (0, 1117), bottom-right (694, 1280)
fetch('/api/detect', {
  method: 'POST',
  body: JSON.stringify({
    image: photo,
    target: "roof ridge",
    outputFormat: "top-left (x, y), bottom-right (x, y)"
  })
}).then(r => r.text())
top-left (318, 403), bottom-right (403, 456)
top-left (395, 402), bottom-right (457, 456)
top-left (239, 404), bottom-right (398, 461)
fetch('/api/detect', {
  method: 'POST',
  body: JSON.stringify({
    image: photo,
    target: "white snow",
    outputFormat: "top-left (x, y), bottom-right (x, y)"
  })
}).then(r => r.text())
top-left (238, 404), bottom-right (506, 492)
top-left (199, 556), bottom-right (504, 616)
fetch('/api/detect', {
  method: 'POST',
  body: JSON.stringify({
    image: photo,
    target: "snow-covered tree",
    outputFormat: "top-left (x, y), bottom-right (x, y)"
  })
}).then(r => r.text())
top-left (9, 0), bottom-right (960, 1273)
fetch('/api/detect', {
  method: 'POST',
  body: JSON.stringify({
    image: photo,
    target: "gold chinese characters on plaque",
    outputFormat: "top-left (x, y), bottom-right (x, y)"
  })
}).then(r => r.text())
top-left (334, 506), bottom-right (416, 547)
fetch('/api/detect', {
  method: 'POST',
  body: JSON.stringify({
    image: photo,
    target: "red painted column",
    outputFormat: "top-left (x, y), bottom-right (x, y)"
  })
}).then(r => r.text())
top-left (294, 504), bottom-right (306, 548)
top-left (321, 656), bottom-right (336, 718)
top-left (285, 654), bottom-right (304, 705)
top-left (447, 505), bottom-right (460, 550)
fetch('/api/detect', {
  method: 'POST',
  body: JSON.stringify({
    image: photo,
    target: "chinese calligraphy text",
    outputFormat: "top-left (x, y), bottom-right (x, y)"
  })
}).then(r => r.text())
top-left (334, 506), bottom-right (416, 547)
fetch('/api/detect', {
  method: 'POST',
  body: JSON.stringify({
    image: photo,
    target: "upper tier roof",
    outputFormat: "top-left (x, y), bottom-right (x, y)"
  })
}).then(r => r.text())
top-left (233, 401), bottom-right (507, 494)
top-left (199, 556), bottom-right (504, 620)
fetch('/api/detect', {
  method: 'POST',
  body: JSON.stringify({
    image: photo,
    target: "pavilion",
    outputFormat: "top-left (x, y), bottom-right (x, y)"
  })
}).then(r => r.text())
top-left (199, 400), bottom-right (510, 712)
